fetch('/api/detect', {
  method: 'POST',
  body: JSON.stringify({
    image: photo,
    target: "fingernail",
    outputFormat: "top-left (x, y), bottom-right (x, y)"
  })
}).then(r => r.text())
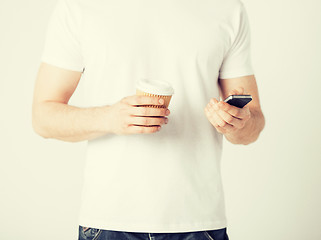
top-left (158, 126), bottom-right (161, 131)
top-left (210, 99), bottom-right (215, 105)
top-left (165, 118), bottom-right (168, 124)
top-left (159, 99), bottom-right (164, 104)
top-left (166, 109), bottom-right (170, 115)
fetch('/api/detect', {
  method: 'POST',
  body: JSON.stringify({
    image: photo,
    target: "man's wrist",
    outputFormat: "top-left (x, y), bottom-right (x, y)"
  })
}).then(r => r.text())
top-left (95, 105), bottom-right (113, 135)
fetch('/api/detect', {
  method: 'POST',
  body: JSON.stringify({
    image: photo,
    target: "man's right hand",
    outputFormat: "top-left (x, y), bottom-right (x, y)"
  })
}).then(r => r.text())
top-left (105, 95), bottom-right (171, 135)
top-left (33, 63), bottom-right (171, 141)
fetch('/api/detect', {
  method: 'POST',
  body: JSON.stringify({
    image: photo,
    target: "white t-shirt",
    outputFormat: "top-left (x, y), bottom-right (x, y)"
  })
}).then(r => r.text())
top-left (41, 0), bottom-right (254, 233)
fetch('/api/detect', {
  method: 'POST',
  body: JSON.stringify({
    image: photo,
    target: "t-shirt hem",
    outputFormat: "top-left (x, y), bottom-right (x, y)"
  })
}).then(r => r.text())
top-left (41, 56), bottom-right (84, 73)
top-left (219, 68), bottom-right (254, 79)
top-left (78, 217), bottom-right (227, 233)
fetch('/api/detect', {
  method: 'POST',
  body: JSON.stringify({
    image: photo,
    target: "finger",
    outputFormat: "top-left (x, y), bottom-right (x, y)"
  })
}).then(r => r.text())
top-left (209, 98), bottom-right (219, 109)
top-left (215, 114), bottom-right (234, 129)
top-left (127, 125), bottom-right (161, 134)
top-left (215, 125), bottom-right (234, 134)
top-left (122, 95), bottom-right (165, 106)
top-left (204, 105), bottom-right (213, 120)
top-left (209, 98), bottom-right (219, 104)
top-left (130, 116), bottom-right (168, 126)
top-left (242, 105), bottom-right (251, 120)
top-left (216, 101), bottom-right (248, 119)
top-left (132, 106), bottom-right (170, 117)
top-left (228, 87), bottom-right (245, 96)
top-left (206, 101), bottom-right (220, 117)
top-left (205, 104), bottom-right (233, 129)
top-left (216, 109), bottom-right (244, 129)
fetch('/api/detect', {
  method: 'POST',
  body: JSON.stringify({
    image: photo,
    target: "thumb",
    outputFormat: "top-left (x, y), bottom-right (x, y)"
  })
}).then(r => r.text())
top-left (228, 87), bottom-right (245, 96)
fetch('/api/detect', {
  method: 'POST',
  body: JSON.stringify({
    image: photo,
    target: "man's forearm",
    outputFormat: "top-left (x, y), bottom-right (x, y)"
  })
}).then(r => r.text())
top-left (224, 109), bottom-right (265, 145)
top-left (32, 102), bottom-right (111, 142)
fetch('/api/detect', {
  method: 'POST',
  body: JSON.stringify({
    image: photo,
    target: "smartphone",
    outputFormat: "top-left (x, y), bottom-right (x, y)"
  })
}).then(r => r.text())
top-left (224, 95), bottom-right (252, 108)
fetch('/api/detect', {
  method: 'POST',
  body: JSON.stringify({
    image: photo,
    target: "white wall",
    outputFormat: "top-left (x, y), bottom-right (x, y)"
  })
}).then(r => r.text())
top-left (0, 0), bottom-right (320, 239)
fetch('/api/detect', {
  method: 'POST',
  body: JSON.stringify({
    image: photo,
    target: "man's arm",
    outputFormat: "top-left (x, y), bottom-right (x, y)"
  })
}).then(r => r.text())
top-left (32, 63), bottom-right (169, 142)
top-left (32, 63), bottom-right (111, 142)
top-left (204, 75), bottom-right (265, 145)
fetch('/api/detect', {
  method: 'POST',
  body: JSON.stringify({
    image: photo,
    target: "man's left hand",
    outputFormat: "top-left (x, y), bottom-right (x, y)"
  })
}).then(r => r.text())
top-left (204, 87), bottom-right (251, 134)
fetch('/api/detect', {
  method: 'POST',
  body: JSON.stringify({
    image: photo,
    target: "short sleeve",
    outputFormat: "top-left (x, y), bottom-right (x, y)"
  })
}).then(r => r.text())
top-left (41, 0), bottom-right (84, 72)
top-left (219, 2), bottom-right (254, 79)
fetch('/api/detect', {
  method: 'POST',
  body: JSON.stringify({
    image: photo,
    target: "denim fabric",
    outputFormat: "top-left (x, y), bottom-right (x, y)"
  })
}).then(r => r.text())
top-left (78, 225), bottom-right (229, 240)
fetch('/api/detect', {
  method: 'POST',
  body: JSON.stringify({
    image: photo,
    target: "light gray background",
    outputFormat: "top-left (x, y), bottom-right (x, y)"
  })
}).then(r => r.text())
top-left (0, 0), bottom-right (320, 239)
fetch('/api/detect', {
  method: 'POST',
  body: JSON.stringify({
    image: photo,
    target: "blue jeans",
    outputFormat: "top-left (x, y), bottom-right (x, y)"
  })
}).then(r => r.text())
top-left (78, 225), bottom-right (229, 240)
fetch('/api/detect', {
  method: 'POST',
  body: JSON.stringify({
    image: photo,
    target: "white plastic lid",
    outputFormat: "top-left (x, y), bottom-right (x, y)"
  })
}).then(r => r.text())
top-left (136, 78), bottom-right (174, 96)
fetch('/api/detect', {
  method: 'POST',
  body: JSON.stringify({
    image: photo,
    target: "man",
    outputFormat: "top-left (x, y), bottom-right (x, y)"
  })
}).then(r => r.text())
top-left (32, 0), bottom-right (265, 239)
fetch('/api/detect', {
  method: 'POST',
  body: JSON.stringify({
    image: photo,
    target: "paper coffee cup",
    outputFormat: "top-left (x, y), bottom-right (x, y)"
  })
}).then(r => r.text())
top-left (136, 79), bottom-right (174, 108)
